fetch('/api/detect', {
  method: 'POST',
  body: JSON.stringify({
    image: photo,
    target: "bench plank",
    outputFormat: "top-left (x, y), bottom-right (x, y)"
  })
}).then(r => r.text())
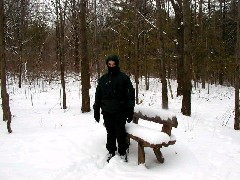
top-left (133, 112), bottom-right (178, 128)
top-left (134, 105), bottom-right (178, 128)
top-left (125, 123), bottom-right (171, 145)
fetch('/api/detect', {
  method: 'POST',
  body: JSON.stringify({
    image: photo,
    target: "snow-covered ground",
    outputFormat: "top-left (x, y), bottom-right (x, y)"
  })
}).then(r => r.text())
top-left (0, 77), bottom-right (239, 180)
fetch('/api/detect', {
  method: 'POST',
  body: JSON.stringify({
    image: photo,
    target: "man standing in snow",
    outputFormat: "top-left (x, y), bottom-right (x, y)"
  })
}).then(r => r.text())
top-left (93, 54), bottom-right (135, 162)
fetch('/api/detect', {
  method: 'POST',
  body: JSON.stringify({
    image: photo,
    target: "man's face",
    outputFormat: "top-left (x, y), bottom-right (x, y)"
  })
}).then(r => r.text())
top-left (108, 60), bottom-right (116, 67)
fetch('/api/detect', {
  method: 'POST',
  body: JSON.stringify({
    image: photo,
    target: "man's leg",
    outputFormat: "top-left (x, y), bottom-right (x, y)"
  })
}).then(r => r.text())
top-left (115, 115), bottom-right (128, 156)
top-left (103, 112), bottom-right (117, 154)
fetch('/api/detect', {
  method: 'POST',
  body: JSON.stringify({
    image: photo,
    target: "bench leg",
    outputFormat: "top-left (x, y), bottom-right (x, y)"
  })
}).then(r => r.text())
top-left (153, 147), bottom-right (164, 163)
top-left (138, 142), bottom-right (145, 165)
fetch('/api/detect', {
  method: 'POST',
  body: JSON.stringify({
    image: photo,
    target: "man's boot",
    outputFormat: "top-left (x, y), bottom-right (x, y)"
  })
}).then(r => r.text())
top-left (107, 152), bottom-right (115, 163)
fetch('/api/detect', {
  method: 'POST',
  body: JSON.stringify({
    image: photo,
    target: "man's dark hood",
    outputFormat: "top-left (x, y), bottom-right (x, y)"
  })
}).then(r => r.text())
top-left (105, 55), bottom-right (120, 67)
top-left (105, 55), bottom-right (120, 75)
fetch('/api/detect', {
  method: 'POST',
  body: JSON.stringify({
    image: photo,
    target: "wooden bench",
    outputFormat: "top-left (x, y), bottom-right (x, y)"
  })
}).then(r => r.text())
top-left (125, 106), bottom-right (178, 165)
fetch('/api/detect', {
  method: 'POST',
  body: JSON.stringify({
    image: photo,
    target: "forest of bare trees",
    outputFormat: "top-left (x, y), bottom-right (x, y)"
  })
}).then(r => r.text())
top-left (0, 0), bottom-right (239, 132)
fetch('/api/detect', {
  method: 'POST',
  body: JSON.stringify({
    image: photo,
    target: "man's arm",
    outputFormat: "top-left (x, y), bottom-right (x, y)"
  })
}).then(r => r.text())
top-left (93, 81), bottom-right (102, 122)
top-left (126, 77), bottom-right (135, 123)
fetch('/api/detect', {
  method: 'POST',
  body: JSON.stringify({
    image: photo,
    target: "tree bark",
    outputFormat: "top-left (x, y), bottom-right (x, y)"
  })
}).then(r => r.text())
top-left (170, 0), bottom-right (184, 96)
top-left (93, 0), bottom-right (100, 79)
top-left (80, 0), bottom-right (90, 112)
top-left (0, 0), bottom-right (12, 133)
top-left (218, 0), bottom-right (225, 85)
top-left (199, 0), bottom-right (206, 89)
top-left (234, 0), bottom-right (240, 130)
top-left (156, 0), bottom-right (168, 109)
top-left (181, 0), bottom-right (192, 116)
top-left (56, 0), bottom-right (67, 109)
top-left (18, 0), bottom-right (27, 88)
top-left (72, 0), bottom-right (80, 73)
top-left (134, 0), bottom-right (140, 104)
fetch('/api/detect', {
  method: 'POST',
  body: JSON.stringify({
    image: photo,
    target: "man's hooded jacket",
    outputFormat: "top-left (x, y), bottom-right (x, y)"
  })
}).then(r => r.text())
top-left (93, 55), bottom-right (135, 114)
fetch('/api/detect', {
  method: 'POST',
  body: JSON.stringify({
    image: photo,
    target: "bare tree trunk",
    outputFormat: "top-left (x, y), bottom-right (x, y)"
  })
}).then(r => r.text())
top-left (93, 0), bottom-right (100, 79)
top-left (18, 0), bottom-right (27, 88)
top-left (156, 0), bottom-right (168, 109)
top-left (198, 0), bottom-right (206, 89)
top-left (218, 0), bottom-right (225, 85)
top-left (142, 0), bottom-right (149, 91)
top-left (206, 0), bottom-right (212, 88)
top-left (143, 33), bottom-right (149, 90)
top-left (72, 0), bottom-right (80, 73)
top-left (56, 0), bottom-right (67, 109)
top-left (234, 0), bottom-right (240, 130)
top-left (170, 0), bottom-right (184, 96)
top-left (181, 0), bottom-right (192, 116)
top-left (80, 0), bottom-right (90, 112)
top-left (0, 0), bottom-right (12, 133)
top-left (134, 0), bottom-right (140, 104)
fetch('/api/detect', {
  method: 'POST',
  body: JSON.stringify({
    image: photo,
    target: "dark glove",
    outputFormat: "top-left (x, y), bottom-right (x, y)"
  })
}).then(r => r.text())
top-left (126, 107), bottom-right (134, 123)
top-left (94, 109), bottom-right (100, 123)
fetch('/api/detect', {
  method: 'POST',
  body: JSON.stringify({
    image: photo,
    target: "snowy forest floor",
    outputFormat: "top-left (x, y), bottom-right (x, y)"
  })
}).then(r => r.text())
top-left (0, 77), bottom-right (239, 180)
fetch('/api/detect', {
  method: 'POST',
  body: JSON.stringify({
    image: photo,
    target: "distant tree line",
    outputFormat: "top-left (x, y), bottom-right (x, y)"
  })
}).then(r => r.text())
top-left (1, 1), bottom-right (237, 84)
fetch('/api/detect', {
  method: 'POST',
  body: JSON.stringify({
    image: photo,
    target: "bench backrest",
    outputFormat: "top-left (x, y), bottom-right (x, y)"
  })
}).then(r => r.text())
top-left (133, 107), bottom-right (178, 136)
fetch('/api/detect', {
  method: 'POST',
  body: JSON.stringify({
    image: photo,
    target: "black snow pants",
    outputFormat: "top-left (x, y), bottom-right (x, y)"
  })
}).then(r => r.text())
top-left (103, 112), bottom-right (128, 155)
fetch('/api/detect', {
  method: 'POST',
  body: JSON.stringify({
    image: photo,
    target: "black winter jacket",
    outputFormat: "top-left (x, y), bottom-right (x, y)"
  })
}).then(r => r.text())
top-left (93, 69), bottom-right (135, 114)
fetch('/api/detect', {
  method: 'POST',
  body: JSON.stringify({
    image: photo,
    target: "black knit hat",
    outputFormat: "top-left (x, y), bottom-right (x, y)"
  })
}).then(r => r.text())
top-left (105, 54), bottom-right (120, 67)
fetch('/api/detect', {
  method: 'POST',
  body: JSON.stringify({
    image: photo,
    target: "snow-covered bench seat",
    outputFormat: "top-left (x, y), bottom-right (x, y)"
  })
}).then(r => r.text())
top-left (125, 105), bottom-right (178, 165)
